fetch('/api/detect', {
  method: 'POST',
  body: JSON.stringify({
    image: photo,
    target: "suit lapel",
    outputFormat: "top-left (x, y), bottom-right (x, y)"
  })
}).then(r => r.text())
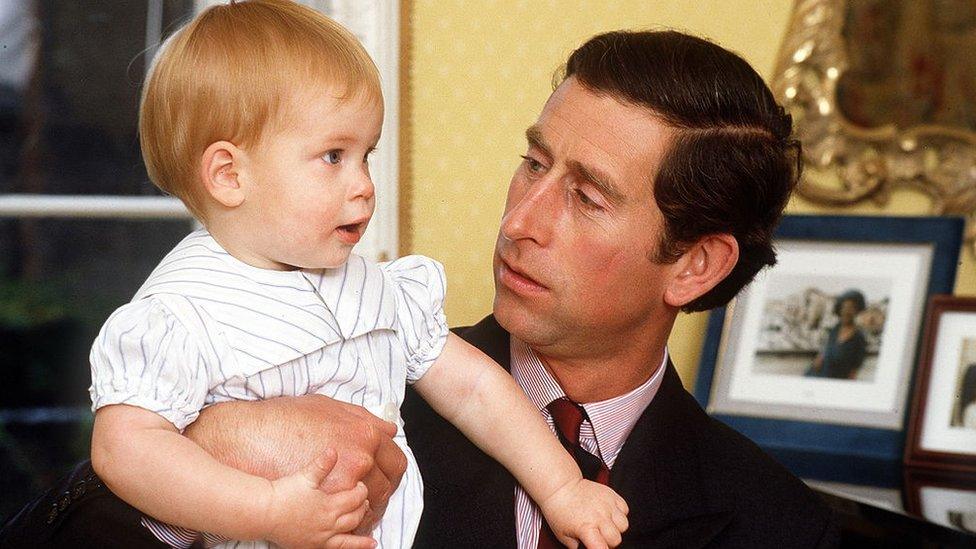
top-left (452, 316), bottom-right (517, 545)
top-left (611, 361), bottom-right (733, 548)
top-left (408, 315), bottom-right (517, 547)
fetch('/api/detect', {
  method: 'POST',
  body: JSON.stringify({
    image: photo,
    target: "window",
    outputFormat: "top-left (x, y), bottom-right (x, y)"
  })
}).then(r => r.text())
top-left (0, 0), bottom-right (399, 521)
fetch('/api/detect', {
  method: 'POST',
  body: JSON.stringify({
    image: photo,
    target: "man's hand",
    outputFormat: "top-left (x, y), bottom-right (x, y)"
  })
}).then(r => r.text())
top-left (185, 395), bottom-right (407, 531)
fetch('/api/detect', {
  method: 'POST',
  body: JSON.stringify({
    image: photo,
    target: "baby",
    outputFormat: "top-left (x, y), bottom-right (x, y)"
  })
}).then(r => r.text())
top-left (88, 1), bottom-right (628, 548)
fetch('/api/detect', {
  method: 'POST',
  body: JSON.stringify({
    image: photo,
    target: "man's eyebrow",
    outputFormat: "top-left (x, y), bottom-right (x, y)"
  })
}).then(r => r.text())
top-left (568, 160), bottom-right (626, 206)
top-left (525, 126), bottom-right (551, 158)
top-left (525, 125), bottom-right (626, 206)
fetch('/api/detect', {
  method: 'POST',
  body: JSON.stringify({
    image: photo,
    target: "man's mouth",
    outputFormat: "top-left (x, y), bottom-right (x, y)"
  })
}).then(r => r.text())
top-left (498, 257), bottom-right (547, 293)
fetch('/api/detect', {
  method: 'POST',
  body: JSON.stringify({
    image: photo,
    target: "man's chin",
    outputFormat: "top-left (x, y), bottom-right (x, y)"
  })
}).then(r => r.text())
top-left (493, 291), bottom-right (550, 343)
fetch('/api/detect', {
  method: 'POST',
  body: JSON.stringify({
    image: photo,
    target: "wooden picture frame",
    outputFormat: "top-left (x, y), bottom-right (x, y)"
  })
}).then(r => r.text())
top-left (904, 468), bottom-right (976, 535)
top-left (905, 296), bottom-right (976, 473)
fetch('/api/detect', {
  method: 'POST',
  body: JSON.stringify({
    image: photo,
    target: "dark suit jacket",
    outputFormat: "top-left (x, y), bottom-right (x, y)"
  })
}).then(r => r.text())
top-left (1, 315), bottom-right (837, 548)
top-left (402, 315), bottom-right (839, 548)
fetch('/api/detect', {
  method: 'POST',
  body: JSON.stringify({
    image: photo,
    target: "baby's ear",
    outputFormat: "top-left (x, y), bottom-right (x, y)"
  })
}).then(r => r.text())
top-left (200, 141), bottom-right (246, 208)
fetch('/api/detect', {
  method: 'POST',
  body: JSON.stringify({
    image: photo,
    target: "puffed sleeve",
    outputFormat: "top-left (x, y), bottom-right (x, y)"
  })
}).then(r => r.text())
top-left (382, 255), bottom-right (449, 383)
top-left (89, 298), bottom-right (209, 431)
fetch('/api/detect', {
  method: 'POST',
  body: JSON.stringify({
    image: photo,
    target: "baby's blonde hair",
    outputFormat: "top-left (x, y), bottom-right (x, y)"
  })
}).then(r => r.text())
top-left (139, 0), bottom-right (381, 220)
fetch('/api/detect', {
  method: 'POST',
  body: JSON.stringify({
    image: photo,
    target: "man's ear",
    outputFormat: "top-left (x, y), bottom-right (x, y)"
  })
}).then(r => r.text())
top-left (663, 234), bottom-right (739, 308)
top-left (200, 141), bottom-right (246, 208)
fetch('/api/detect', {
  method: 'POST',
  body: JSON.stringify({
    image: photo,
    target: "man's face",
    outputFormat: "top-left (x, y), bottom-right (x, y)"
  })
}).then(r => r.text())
top-left (493, 77), bottom-right (678, 357)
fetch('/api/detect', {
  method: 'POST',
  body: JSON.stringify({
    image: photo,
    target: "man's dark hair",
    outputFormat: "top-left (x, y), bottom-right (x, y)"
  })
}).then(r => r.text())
top-left (560, 30), bottom-right (801, 312)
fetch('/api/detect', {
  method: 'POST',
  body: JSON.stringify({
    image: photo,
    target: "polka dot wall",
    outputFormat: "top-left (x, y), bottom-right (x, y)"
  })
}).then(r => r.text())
top-left (402, 0), bottom-right (976, 387)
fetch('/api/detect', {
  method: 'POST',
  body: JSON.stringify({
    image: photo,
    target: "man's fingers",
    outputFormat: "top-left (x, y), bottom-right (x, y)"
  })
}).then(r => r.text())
top-left (355, 434), bottom-right (403, 512)
top-left (324, 533), bottom-right (377, 549)
top-left (373, 433), bottom-right (407, 490)
top-left (612, 510), bottom-right (629, 533)
top-left (323, 447), bottom-right (381, 493)
top-left (359, 465), bottom-right (392, 501)
top-left (577, 526), bottom-right (607, 549)
top-left (375, 418), bottom-right (398, 438)
top-left (556, 533), bottom-right (579, 549)
top-left (352, 513), bottom-right (377, 537)
top-left (600, 521), bottom-right (622, 547)
top-left (305, 449), bottom-right (339, 486)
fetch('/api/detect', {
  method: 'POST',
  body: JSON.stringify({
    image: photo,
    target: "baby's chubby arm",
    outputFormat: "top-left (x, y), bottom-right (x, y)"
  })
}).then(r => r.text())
top-left (413, 333), bottom-right (630, 548)
top-left (91, 404), bottom-right (375, 548)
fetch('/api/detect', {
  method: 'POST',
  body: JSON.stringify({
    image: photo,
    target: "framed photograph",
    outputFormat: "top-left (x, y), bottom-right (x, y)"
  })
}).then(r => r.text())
top-left (905, 468), bottom-right (976, 536)
top-left (905, 297), bottom-right (976, 472)
top-left (695, 215), bottom-right (964, 462)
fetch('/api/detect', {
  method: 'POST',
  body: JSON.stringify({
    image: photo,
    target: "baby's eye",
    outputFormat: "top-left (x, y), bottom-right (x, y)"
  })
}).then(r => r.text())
top-left (322, 150), bottom-right (342, 165)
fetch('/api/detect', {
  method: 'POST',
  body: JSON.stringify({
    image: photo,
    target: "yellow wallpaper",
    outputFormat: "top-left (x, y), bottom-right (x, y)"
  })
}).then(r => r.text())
top-left (404, 0), bottom-right (976, 387)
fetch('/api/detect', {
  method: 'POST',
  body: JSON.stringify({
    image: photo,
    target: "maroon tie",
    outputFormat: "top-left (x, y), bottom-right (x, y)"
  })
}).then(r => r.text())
top-left (537, 397), bottom-right (611, 549)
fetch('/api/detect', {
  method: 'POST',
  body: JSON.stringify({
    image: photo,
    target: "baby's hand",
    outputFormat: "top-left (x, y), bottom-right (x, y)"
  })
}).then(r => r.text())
top-left (264, 449), bottom-right (376, 549)
top-left (539, 478), bottom-right (629, 548)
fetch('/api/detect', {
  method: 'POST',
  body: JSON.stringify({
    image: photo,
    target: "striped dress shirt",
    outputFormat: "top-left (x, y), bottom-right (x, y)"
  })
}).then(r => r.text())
top-left (509, 337), bottom-right (667, 548)
top-left (89, 230), bottom-right (449, 549)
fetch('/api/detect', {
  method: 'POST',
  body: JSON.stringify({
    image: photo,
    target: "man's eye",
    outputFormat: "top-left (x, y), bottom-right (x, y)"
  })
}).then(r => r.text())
top-left (520, 155), bottom-right (545, 173)
top-left (575, 188), bottom-right (600, 209)
top-left (323, 150), bottom-right (342, 165)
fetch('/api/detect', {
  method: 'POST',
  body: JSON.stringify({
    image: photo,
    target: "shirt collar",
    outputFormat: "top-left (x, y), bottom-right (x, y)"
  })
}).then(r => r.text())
top-left (510, 337), bottom-right (667, 466)
top-left (135, 230), bottom-right (397, 369)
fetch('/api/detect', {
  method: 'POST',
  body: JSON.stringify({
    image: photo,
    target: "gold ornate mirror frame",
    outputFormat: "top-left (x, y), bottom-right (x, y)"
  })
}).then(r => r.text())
top-left (772, 0), bottom-right (976, 246)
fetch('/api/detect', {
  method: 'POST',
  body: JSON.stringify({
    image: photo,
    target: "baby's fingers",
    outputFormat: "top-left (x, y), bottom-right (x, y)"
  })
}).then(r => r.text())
top-left (334, 499), bottom-right (370, 533)
top-left (324, 533), bottom-right (377, 549)
top-left (329, 481), bottom-right (369, 513)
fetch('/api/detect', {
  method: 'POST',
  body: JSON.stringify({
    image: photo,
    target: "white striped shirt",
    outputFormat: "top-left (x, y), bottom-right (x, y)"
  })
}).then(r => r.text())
top-left (509, 337), bottom-right (667, 548)
top-left (89, 230), bottom-right (449, 549)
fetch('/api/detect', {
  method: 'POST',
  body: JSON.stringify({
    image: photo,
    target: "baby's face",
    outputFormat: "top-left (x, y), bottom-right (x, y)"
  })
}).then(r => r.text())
top-left (236, 90), bottom-right (383, 270)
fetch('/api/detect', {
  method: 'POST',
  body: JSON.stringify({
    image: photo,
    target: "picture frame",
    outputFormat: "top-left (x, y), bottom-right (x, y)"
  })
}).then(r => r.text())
top-left (694, 215), bottom-right (964, 464)
top-left (905, 296), bottom-right (976, 472)
top-left (904, 468), bottom-right (976, 536)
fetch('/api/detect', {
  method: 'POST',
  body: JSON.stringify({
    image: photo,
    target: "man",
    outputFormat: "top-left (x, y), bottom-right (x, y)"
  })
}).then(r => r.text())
top-left (399, 31), bottom-right (835, 548)
top-left (2, 30), bottom-right (836, 548)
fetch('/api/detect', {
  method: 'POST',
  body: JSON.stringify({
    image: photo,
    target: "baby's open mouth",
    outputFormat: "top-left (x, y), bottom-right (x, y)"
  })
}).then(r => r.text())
top-left (336, 222), bottom-right (364, 244)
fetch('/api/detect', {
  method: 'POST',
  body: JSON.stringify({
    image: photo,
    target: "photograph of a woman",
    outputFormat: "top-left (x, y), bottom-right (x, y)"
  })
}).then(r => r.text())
top-left (806, 289), bottom-right (870, 380)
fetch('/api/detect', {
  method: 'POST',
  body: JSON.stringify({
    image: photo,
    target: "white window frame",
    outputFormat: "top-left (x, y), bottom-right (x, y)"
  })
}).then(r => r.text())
top-left (0, 0), bottom-right (400, 262)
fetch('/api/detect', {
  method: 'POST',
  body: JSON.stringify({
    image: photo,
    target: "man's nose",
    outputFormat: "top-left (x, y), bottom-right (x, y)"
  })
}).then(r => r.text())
top-left (500, 179), bottom-right (556, 245)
